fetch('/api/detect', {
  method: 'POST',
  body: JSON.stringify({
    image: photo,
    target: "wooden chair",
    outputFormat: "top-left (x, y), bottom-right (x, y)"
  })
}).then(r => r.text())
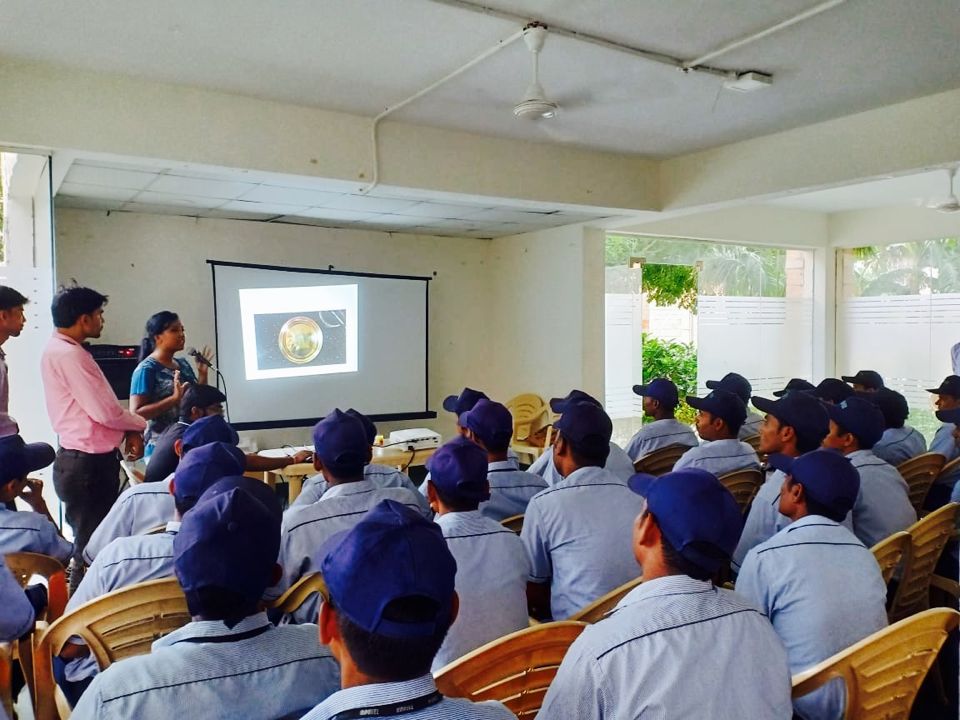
top-left (870, 531), bottom-right (911, 585)
top-left (632, 444), bottom-right (689, 476)
top-left (4, 552), bottom-right (68, 622)
top-left (569, 577), bottom-right (642, 623)
top-left (266, 572), bottom-right (328, 615)
top-left (888, 503), bottom-right (960, 623)
top-left (934, 456), bottom-right (960, 493)
top-left (897, 452), bottom-right (947, 514)
top-left (505, 394), bottom-right (549, 444)
top-left (742, 433), bottom-right (762, 453)
top-left (434, 621), bottom-right (587, 718)
top-left (791, 607), bottom-right (960, 720)
top-left (31, 577), bottom-right (189, 720)
top-left (717, 468), bottom-right (763, 513)
top-left (501, 514), bottom-right (524, 534)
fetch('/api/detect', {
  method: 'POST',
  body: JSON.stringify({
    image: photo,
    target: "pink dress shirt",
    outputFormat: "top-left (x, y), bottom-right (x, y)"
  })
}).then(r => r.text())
top-left (40, 333), bottom-right (146, 453)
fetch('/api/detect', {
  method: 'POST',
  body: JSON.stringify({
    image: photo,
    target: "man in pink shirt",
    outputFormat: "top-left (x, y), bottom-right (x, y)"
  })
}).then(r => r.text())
top-left (40, 286), bottom-right (146, 587)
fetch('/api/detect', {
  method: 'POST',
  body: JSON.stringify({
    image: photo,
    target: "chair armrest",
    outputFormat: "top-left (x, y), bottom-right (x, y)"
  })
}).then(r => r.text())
top-left (930, 574), bottom-right (960, 600)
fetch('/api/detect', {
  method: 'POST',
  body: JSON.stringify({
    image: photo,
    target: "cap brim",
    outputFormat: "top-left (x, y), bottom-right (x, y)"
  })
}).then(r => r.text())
top-left (684, 395), bottom-right (707, 410)
top-left (840, 376), bottom-right (856, 383)
top-left (549, 397), bottom-right (565, 413)
top-left (705, 380), bottom-right (720, 390)
top-left (23, 442), bottom-right (55, 473)
top-left (627, 473), bottom-right (658, 497)
top-left (632, 384), bottom-right (648, 396)
top-left (766, 453), bottom-right (796, 474)
top-left (926, 386), bottom-right (945, 394)
top-left (823, 403), bottom-right (844, 425)
top-left (772, 389), bottom-right (787, 397)
top-left (750, 396), bottom-right (778, 416)
top-left (442, 395), bottom-right (459, 413)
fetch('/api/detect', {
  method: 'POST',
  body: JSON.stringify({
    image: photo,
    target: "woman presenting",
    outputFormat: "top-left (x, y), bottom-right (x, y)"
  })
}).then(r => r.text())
top-left (129, 311), bottom-right (212, 450)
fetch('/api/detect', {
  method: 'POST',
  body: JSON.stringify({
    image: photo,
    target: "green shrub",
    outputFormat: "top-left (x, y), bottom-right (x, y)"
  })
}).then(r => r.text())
top-left (641, 334), bottom-right (698, 425)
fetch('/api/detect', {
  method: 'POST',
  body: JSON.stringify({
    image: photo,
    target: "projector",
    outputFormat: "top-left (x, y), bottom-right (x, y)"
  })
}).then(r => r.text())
top-left (384, 428), bottom-right (442, 452)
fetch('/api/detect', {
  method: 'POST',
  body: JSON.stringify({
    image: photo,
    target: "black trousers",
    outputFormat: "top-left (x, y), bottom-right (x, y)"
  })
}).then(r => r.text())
top-left (52, 448), bottom-right (121, 571)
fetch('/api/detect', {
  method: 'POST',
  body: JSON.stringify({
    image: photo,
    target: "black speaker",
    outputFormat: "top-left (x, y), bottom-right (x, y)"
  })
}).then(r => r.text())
top-left (85, 344), bottom-right (139, 400)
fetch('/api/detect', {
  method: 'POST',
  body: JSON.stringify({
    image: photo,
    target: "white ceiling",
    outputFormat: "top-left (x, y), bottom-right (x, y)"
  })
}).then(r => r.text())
top-left (2, 0), bottom-right (959, 156)
top-left (55, 157), bottom-right (611, 238)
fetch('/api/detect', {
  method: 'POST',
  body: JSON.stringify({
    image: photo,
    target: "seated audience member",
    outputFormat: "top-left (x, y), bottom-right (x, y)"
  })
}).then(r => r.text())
top-left (521, 401), bottom-right (645, 620)
top-left (937, 408), bottom-right (960, 504)
top-left (732, 392), bottom-right (829, 571)
top-left (292, 408), bottom-right (427, 512)
top-left (674, 390), bottom-right (760, 476)
top-left (527, 390), bottom-right (635, 484)
top-left (456, 398), bottom-right (546, 520)
top-left (83, 414), bottom-right (240, 562)
top-left (62, 442), bottom-right (247, 704)
top-left (737, 450), bottom-right (888, 720)
top-left (0, 435), bottom-right (72, 562)
top-left (0, 554), bottom-right (47, 643)
top-left (821, 397), bottom-right (915, 547)
top-left (301, 499), bottom-right (515, 720)
top-left (72, 478), bottom-right (340, 719)
top-left (624, 378), bottom-right (698, 462)
top-left (773, 378), bottom-right (816, 397)
top-left (705, 372), bottom-right (763, 438)
top-left (145, 384), bottom-right (310, 484)
top-left (538, 468), bottom-right (792, 720)
top-left (808, 377), bottom-right (854, 405)
top-left (927, 375), bottom-right (960, 463)
top-left (868, 388), bottom-right (926, 466)
top-left (425, 436), bottom-right (529, 670)
top-left (841, 369), bottom-right (884, 392)
top-left (270, 409), bottom-right (427, 623)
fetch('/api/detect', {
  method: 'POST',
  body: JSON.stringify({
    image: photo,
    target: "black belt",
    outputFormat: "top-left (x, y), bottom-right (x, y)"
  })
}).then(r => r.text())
top-left (328, 690), bottom-right (443, 720)
top-left (57, 448), bottom-right (120, 459)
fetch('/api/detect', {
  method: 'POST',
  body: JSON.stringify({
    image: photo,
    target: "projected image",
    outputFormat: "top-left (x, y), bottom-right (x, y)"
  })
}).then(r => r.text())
top-left (239, 284), bottom-right (358, 380)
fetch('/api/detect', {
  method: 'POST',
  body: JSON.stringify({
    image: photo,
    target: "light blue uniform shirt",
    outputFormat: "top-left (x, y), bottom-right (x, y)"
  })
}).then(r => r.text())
top-left (737, 516), bottom-right (888, 720)
top-left (537, 575), bottom-right (793, 720)
top-left (732, 469), bottom-right (789, 571)
top-left (673, 438), bottom-right (760, 477)
top-left (848, 449), bottom-right (916, 547)
top-left (930, 423), bottom-right (960, 466)
top-left (872, 426), bottom-right (927, 467)
top-left (432, 510), bottom-right (530, 671)
top-left (71, 612), bottom-right (340, 720)
top-left (290, 463), bottom-right (429, 514)
top-left (624, 418), bottom-right (698, 462)
top-left (65, 522), bottom-right (180, 682)
top-left (521, 466), bottom-right (645, 619)
top-left (271, 479), bottom-right (428, 623)
top-left (0, 556), bottom-right (33, 641)
top-left (0, 507), bottom-right (73, 563)
top-left (83, 477), bottom-right (175, 563)
top-left (479, 458), bottom-right (547, 521)
top-left (527, 442), bottom-right (635, 487)
top-left (301, 674), bottom-right (515, 720)
top-left (740, 411), bottom-right (764, 439)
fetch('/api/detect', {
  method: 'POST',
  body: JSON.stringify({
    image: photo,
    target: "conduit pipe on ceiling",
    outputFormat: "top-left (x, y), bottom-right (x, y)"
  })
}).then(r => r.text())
top-left (357, 28), bottom-right (524, 195)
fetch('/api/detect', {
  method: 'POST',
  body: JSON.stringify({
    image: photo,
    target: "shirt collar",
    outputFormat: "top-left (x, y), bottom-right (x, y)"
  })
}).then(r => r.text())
top-left (321, 479), bottom-right (376, 499)
top-left (616, 574), bottom-right (714, 611)
top-left (435, 509), bottom-right (482, 530)
top-left (153, 611), bottom-right (272, 649)
top-left (488, 458), bottom-right (519, 472)
top-left (846, 449), bottom-right (874, 461)
top-left (52, 332), bottom-right (82, 347)
top-left (164, 520), bottom-right (181, 533)
top-left (310, 674), bottom-right (438, 718)
top-left (557, 464), bottom-right (610, 485)
top-left (785, 514), bottom-right (840, 532)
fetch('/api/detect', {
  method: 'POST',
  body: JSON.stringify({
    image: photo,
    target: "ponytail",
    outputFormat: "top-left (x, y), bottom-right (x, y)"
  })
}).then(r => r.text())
top-left (139, 310), bottom-right (180, 361)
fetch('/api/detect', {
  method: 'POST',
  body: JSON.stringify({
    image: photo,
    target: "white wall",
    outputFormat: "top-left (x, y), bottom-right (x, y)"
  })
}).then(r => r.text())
top-left (54, 208), bottom-right (495, 447)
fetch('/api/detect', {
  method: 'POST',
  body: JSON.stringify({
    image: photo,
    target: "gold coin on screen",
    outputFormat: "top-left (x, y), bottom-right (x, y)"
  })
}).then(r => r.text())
top-left (278, 316), bottom-right (323, 364)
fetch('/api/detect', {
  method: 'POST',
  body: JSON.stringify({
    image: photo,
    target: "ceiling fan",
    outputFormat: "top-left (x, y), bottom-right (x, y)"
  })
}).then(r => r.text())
top-left (514, 23), bottom-right (559, 120)
top-left (928, 168), bottom-right (960, 213)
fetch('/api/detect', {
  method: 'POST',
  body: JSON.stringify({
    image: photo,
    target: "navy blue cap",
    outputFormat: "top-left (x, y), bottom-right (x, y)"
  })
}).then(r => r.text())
top-left (172, 442), bottom-right (245, 509)
top-left (174, 485), bottom-right (281, 602)
top-left (442, 388), bottom-right (489, 415)
top-left (632, 378), bottom-right (679, 408)
top-left (321, 499), bottom-right (457, 638)
top-left (936, 407), bottom-right (960, 425)
top-left (841, 370), bottom-right (884, 390)
top-left (768, 449), bottom-right (860, 517)
top-left (426, 436), bottom-right (490, 504)
top-left (181, 415), bottom-right (239, 453)
top-left (866, 388), bottom-right (910, 429)
top-left (345, 409), bottom-right (377, 445)
top-left (628, 468), bottom-right (742, 574)
top-left (458, 399), bottom-right (513, 450)
top-left (751, 393), bottom-right (829, 446)
top-left (808, 378), bottom-right (854, 404)
top-left (549, 389), bottom-right (602, 414)
top-left (686, 390), bottom-right (747, 430)
top-left (927, 375), bottom-right (960, 397)
top-left (705, 373), bottom-right (752, 403)
top-left (0, 435), bottom-right (55, 485)
top-left (773, 378), bottom-right (816, 397)
top-left (554, 401), bottom-right (612, 455)
top-left (312, 409), bottom-right (370, 476)
top-left (200, 475), bottom-right (283, 522)
top-left (825, 397), bottom-right (885, 449)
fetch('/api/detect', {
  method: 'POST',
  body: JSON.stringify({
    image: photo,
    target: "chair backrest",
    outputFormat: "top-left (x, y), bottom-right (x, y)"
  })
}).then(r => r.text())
top-left (742, 433), bottom-right (762, 453)
top-left (791, 607), bottom-right (960, 720)
top-left (266, 572), bottom-right (328, 615)
top-left (716, 468), bottom-right (763, 513)
top-left (501, 514), bottom-right (524, 534)
top-left (505, 394), bottom-right (550, 444)
top-left (870, 531), bottom-right (911, 586)
top-left (4, 552), bottom-right (68, 622)
top-left (897, 452), bottom-right (947, 514)
top-left (569, 577), bottom-right (642, 623)
top-left (633, 444), bottom-right (689, 476)
top-left (888, 503), bottom-right (960, 623)
top-left (434, 621), bottom-right (587, 718)
top-left (935, 455), bottom-right (960, 487)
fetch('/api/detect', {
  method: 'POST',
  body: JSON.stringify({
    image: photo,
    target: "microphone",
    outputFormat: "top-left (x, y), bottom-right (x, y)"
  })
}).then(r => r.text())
top-left (187, 347), bottom-right (217, 370)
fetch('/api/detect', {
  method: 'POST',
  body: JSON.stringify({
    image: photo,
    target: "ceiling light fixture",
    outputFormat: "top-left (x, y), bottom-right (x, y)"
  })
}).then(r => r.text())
top-left (514, 22), bottom-right (559, 120)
